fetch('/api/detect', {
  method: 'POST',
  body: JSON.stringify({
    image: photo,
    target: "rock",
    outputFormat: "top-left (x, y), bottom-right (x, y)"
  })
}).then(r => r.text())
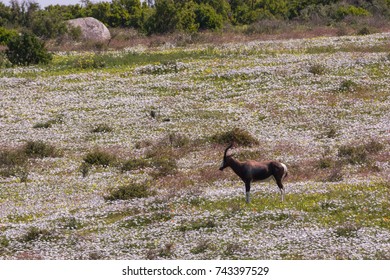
top-left (67, 17), bottom-right (111, 42)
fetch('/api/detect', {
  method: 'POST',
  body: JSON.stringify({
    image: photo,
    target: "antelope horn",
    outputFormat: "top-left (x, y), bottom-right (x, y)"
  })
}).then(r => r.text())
top-left (224, 143), bottom-right (234, 159)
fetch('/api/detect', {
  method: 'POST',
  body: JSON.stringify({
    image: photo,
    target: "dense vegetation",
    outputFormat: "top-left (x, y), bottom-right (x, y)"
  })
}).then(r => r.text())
top-left (1, 0), bottom-right (390, 41)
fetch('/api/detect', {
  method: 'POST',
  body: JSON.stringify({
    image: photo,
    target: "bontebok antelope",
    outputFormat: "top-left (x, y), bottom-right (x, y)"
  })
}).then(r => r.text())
top-left (219, 143), bottom-right (288, 203)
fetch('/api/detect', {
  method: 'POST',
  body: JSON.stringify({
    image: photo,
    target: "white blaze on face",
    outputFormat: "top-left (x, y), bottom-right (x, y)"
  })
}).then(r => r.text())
top-left (220, 160), bottom-right (225, 169)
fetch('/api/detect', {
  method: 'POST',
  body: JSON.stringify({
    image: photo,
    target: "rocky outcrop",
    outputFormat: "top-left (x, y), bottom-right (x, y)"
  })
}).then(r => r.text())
top-left (67, 17), bottom-right (111, 42)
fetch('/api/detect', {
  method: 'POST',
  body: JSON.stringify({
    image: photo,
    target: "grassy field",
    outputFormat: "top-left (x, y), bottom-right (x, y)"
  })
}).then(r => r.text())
top-left (0, 32), bottom-right (389, 259)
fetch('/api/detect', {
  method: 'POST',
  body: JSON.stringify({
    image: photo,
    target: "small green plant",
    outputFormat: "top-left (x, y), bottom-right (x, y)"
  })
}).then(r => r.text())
top-left (72, 54), bottom-right (105, 69)
top-left (79, 162), bottom-right (90, 177)
top-left (58, 217), bottom-right (82, 230)
top-left (21, 227), bottom-right (52, 242)
top-left (209, 128), bottom-right (259, 146)
top-left (309, 63), bottom-right (327, 75)
top-left (91, 123), bottom-right (113, 133)
top-left (6, 32), bottom-right (52, 66)
top-left (0, 235), bottom-right (9, 247)
top-left (357, 26), bottom-right (371, 35)
top-left (121, 158), bottom-right (150, 172)
top-left (0, 148), bottom-right (29, 178)
top-left (104, 182), bottom-right (155, 201)
top-left (338, 140), bottom-right (383, 165)
top-left (0, 27), bottom-right (18, 45)
top-left (151, 156), bottom-right (177, 177)
top-left (338, 144), bottom-right (367, 164)
top-left (23, 141), bottom-right (60, 158)
top-left (334, 223), bottom-right (360, 238)
top-left (317, 157), bottom-right (335, 169)
top-left (83, 149), bottom-right (116, 167)
top-left (339, 79), bottom-right (357, 92)
top-left (190, 240), bottom-right (211, 254)
top-left (0, 148), bottom-right (27, 167)
top-left (177, 219), bottom-right (216, 232)
top-left (167, 133), bottom-right (191, 148)
top-left (33, 115), bottom-right (64, 129)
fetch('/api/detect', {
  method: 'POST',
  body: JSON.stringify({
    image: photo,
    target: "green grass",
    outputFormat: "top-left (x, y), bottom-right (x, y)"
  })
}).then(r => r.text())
top-left (195, 181), bottom-right (390, 230)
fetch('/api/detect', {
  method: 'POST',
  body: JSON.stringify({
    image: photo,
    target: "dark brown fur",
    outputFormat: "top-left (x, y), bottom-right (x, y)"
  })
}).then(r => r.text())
top-left (219, 144), bottom-right (288, 203)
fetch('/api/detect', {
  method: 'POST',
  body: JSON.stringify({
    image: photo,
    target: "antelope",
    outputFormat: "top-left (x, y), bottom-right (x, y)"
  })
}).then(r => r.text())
top-left (219, 143), bottom-right (288, 203)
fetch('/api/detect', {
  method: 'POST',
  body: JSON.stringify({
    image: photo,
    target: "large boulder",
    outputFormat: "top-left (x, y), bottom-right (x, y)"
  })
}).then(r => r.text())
top-left (67, 17), bottom-right (111, 42)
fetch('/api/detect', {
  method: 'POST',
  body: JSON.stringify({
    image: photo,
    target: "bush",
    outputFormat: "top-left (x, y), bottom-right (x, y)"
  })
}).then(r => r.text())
top-left (335, 5), bottom-right (371, 21)
top-left (0, 27), bottom-right (18, 45)
top-left (339, 79), bottom-right (357, 92)
top-left (6, 32), bottom-right (52, 66)
top-left (209, 128), bottom-right (259, 146)
top-left (90, 123), bottom-right (113, 133)
top-left (0, 52), bottom-right (12, 68)
top-left (121, 158), bottom-right (150, 172)
top-left (0, 147), bottom-right (28, 178)
top-left (104, 182), bottom-right (155, 201)
top-left (21, 227), bottom-right (52, 242)
top-left (338, 144), bottom-right (367, 164)
top-left (337, 140), bottom-right (383, 165)
top-left (23, 141), bottom-right (60, 158)
top-left (151, 156), bottom-right (177, 177)
top-left (83, 149), bottom-right (117, 167)
top-left (195, 3), bottom-right (223, 30)
top-left (309, 63), bottom-right (327, 75)
top-left (0, 148), bottom-right (27, 167)
top-left (72, 54), bottom-right (106, 69)
top-left (33, 115), bottom-right (64, 129)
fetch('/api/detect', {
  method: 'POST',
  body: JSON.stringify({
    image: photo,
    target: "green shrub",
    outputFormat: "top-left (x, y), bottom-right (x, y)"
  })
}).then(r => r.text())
top-left (334, 223), bottom-right (360, 238)
top-left (72, 54), bottom-right (105, 69)
top-left (90, 123), bottom-right (113, 133)
top-left (0, 52), bottom-right (12, 68)
top-left (0, 27), bottom-right (18, 45)
top-left (357, 26), bottom-right (371, 36)
top-left (309, 63), bottom-right (327, 75)
top-left (104, 182), bottom-right (155, 201)
top-left (151, 156), bottom-right (177, 177)
top-left (0, 147), bottom-right (29, 179)
top-left (209, 128), bottom-right (259, 146)
top-left (23, 141), bottom-right (60, 158)
top-left (21, 227), bottom-right (52, 242)
top-left (6, 32), bottom-right (52, 66)
top-left (79, 162), bottom-right (90, 178)
top-left (0, 235), bottom-right (9, 247)
top-left (335, 5), bottom-right (371, 21)
top-left (167, 132), bottom-right (191, 148)
top-left (121, 158), bottom-right (150, 172)
top-left (33, 115), bottom-right (64, 129)
top-left (338, 144), bottom-right (367, 164)
top-left (177, 219), bottom-right (216, 232)
top-left (195, 3), bottom-right (223, 30)
top-left (318, 157), bottom-right (335, 169)
top-left (339, 79), bottom-right (357, 92)
top-left (337, 140), bottom-right (383, 165)
top-left (0, 148), bottom-right (27, 167)
top-left (83, 149), bottom-right (116, 167)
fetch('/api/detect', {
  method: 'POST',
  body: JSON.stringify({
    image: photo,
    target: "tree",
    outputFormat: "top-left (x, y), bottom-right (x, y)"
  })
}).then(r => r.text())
top-left (145, 0), bottom-right (179, 34)
top-left (6, 32), bottom-right (52, 66)
top-left (0, 3), bottom-right (12, 26)
top-left (195, 3), bottom-right (223, 30)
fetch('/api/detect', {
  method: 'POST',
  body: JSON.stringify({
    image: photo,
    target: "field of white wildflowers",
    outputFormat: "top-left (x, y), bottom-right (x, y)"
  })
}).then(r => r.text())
top-left (0, 32), bottom-right (389, 259)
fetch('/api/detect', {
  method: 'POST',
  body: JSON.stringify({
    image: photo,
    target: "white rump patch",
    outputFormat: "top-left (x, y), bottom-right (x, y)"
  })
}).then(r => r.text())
top-left (281, 163), bottom-right (288, 177)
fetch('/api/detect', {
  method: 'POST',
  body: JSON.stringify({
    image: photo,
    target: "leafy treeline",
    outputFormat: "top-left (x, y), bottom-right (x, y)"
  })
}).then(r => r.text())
top-left (0, 0), bottom-right (390, 40)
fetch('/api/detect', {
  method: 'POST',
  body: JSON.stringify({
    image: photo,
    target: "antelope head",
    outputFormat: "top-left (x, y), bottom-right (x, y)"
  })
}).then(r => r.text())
top-left (219, 143), bottom-right (234, 171)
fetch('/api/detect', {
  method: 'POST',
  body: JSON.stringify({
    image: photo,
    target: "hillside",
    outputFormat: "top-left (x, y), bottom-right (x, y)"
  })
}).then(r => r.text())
top-left (0, 32), bottom-right (389, 259)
